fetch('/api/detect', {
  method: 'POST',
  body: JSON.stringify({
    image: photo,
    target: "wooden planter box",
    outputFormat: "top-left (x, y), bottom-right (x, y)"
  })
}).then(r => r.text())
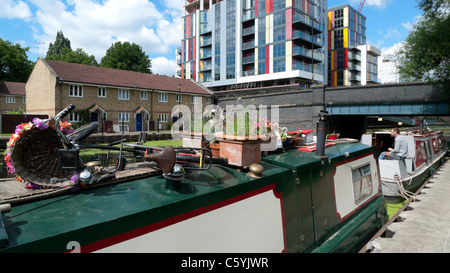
top-left (208, 142), bottom-right (221, 157)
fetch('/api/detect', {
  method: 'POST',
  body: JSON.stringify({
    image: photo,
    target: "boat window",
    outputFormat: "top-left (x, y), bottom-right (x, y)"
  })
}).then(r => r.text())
top-left (352, 164), bottom-right (373, 204)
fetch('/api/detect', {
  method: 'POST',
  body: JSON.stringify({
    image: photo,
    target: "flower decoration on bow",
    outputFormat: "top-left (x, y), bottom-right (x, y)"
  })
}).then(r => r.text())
top-left (3, 117), bottom-right (73, 175)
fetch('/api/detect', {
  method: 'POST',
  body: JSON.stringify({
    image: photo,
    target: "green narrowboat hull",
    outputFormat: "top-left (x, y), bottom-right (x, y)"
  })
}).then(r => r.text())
top-left (0, 142), bottom-right (385, 253)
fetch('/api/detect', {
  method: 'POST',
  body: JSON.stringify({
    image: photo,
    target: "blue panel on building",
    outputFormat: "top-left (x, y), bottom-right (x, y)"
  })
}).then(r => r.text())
top-left (327, 102), bottom-right (449, 115)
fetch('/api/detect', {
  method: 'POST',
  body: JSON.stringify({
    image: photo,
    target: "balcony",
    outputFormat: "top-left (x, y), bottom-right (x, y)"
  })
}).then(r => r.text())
top-left (242, 69), bottom-right (255, 77)
top-left (292, 11), bottom-right (323, 34)
top-left (348, 52), bottom-right (361, 61)
top-left (199, 49), bottom-right (212, 59)
top-left (200, 36), bottom-right (212, 47)
top-left (242, 10), bottom-right (255, 21)
top-left (242, 25), bottom-right (255, 36)
top-left (292, 46), bottom-right (323, 63)
top-left (242, 40), bottom-right (255, 50)
top-left (348, 63), bottom-right (361, 71)
top-left (292, 30), bottom-right (322, 48)
top-left (350, 74), bottom-right (361, 81)
top-left (242, 54), bottom-right (255, 64)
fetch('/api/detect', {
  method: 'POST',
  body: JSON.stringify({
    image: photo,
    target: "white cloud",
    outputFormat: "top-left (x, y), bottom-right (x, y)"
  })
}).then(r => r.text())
top-left (383, 26), bottom-right (402, 40)
top-left (348, 0), bottom-right (392, 10)
top-left (0, 0), bottom-right (32, 20)
top-left (152, 56), bottom-right (178, 76)
top-left (26, 0), bottom-right (181, 62)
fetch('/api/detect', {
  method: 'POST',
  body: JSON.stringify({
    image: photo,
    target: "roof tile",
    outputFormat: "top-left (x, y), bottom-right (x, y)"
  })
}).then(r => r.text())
top-left (43, 59), bottom-right (212, 95)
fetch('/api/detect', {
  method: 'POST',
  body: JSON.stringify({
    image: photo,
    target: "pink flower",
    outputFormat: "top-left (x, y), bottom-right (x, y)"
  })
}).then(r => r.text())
top-left (33, 117), bottom-right (49, 130)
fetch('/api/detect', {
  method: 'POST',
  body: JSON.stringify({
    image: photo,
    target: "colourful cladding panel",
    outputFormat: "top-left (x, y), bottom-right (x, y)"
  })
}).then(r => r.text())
top-left (266, 45), bottom-right (270, 74)
top-left (344, 28), bottom-right (348, 48)
top-left (286, 9), bottom-right (293, 39)
top-left (331, 51), bottom-right (334, 70)
top-left (328, 11), bottom-right (334, 30)
top-left (344, 49), bottom-right (348, 69)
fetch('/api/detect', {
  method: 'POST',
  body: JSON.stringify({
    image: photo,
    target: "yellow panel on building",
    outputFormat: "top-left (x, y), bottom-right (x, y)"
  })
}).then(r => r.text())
top-left (286, 0), bottom-right (292, 7)
top-left (344, 27), bottom-right (348, 48)
top-left (328, 11), bottom-right (332, 30)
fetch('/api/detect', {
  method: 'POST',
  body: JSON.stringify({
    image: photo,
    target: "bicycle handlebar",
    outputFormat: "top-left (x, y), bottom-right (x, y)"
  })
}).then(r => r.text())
top-left (55, 104), bottom-right (76, 121)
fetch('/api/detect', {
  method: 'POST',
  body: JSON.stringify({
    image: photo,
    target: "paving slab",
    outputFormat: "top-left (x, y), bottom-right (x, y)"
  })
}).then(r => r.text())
top-left (374, 160), bottom-right (450, 253)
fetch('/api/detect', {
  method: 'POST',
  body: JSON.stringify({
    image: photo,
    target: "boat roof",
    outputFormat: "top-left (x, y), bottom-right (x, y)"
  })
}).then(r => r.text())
top-left (0, 141), bottom-right (373, 252)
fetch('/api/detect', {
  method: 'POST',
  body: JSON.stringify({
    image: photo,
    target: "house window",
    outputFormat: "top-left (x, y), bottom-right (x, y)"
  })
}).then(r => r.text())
top-left (140, 91), bottom-right (148, 100)
top-left (22, 97), bottom-right (26, 104)
top-left (118, 113), bottom-right (130, 122)
top-left (158, 92), bottom-right (168, 102)
top-left (176, 94), bottom-right (182, 102)
top-left (158, 113), bottom-right (168, 122)
top-left (206, 97), bottom-right (212, 104)
top-left (69, 85), bottom-right (83, 97)
top-left (69, 113), bottom-right (82, 123)
top-left (6, 96), bottom-right (15, 103)
top-left (98, 87), bottom-right (106, 97)
top-left (118, 89), bottom-right (129, 100)
top-left (191, 96), bottom-right (199, 104)
top-left (352, 164), bottom-right (373, 204)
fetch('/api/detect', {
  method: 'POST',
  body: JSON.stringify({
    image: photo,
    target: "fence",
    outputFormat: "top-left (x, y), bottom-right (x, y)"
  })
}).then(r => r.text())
top-left (1, 114), bottom-right (49, 134)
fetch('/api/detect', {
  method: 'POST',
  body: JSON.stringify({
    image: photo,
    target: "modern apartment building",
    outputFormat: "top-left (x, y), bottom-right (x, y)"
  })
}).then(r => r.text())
top-left (328, 4), bottom-right (379, 87)
top-left (179, 0), bottom-right (328, 91)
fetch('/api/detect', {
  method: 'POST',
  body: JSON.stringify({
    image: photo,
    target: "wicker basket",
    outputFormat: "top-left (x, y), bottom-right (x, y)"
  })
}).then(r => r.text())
top-left (10, 125), bottom-right (75, 188)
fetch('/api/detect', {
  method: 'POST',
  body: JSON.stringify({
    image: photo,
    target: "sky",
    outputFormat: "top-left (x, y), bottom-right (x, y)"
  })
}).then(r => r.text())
top-left (0, 0), bottom-right (423, 77)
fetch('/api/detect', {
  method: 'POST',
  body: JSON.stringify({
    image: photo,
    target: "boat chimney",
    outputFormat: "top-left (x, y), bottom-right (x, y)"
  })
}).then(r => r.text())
top-left (316, 110), bottom-right (329, 158)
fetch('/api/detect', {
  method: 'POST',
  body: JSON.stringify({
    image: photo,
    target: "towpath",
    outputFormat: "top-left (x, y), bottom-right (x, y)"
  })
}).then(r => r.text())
top-left (373, 159), bottom-right (450, 253)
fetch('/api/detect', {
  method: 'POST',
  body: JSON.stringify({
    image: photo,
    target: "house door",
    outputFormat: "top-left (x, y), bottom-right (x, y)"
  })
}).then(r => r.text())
top-left (91, 112), bottom-right (99, 123)
top-left (136, 113), bottom-right (142, 131)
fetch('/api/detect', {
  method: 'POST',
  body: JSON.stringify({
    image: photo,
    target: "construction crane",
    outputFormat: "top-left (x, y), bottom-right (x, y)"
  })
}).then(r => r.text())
top-left (358, 0), bottom-right (366, 12)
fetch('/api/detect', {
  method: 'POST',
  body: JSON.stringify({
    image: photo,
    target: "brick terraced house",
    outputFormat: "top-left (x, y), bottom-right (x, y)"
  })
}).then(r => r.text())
top-left (0, 81), bottom-right (26, 114)
top-left (26, 58), bottom-right (213, 132)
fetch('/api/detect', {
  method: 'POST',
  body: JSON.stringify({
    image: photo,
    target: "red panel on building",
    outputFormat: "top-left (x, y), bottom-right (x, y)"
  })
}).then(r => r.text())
top-left (265, 45), bottom-right (270, 74)
top-left (286, 9), bottom-right (293, 39)
top-left (344, 48), bottom-right (348, 69)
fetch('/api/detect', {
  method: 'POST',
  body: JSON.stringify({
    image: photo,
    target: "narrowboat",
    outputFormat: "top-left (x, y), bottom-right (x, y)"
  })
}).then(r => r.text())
top-left (361, 129), bottom-right (447, 202)
top-left (0, 109), bottom-right (386, 253)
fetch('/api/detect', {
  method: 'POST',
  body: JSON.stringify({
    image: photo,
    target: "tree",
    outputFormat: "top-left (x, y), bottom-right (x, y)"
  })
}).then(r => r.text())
top-left (47, 48), bottom-right (98, 66)
top-left (100, 41), bottom-right (152, 73)
top-left (0, 38), bottom-right (34, 82)
top-left (46, 31), bottom-right (72, 57)
top-left (396, 0), bottom-right (450, 95)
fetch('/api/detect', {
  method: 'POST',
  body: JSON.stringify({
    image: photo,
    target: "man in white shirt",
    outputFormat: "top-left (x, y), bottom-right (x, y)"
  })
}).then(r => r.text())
top-left (379, 128), bottom-right (408, 160)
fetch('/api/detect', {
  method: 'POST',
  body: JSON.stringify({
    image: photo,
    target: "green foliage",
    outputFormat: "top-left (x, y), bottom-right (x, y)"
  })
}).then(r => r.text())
top-left (100, 41), bottom-right (152, 73)
top-left (0, 38), bottom-right (34, 82)
top-left (396, 0), bottom-right (450, 96)
top-left (46, 31), bottom-right (98, 66)
top-left (46, 31), bottom-right (71, 57)
top-left (47, 48), bottom-right (98, 66)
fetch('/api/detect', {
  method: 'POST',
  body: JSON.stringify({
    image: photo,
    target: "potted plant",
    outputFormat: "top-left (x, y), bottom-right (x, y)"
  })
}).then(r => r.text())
top-left (215, 112), bottom-right (270, 167)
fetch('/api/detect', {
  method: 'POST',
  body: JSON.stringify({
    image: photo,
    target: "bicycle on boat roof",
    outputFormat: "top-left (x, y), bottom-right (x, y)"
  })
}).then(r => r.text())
top-left (8, 104), bottom-right (223, 188)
